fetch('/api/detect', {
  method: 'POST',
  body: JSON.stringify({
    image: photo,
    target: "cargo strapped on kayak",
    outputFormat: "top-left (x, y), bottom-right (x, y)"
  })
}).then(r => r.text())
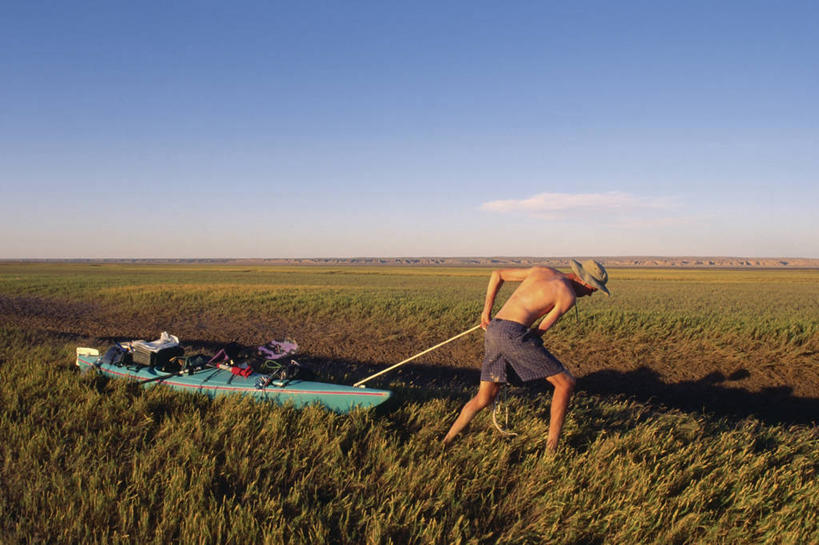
top-left (168, 354), bottom-right (210, 375)
top-left (255, 360), bottom-right (304, 389)
top-left (99, 343), bottom-right (131, 368)
top-left (257, 339), bottom-right (298, 360)
top-left (131, 332), bottom-right (184, 369)
top-left (207, 347), bottom-right (256, 377)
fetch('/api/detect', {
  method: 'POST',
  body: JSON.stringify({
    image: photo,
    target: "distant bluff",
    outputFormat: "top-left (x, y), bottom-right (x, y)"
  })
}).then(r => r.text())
top-left (222, 256), bottom-right (819, 268)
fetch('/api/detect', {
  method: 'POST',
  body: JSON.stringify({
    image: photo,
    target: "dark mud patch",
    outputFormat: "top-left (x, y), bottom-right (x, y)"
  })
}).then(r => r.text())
top-left (4, 294), bottom-right (818, 426)
top-left (0, 295), bottom-right (100, 326)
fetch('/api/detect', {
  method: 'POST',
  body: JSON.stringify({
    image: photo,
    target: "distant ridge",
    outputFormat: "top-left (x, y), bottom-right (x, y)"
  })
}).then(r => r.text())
top-left (224, 256), bottom-right (819, 268)
top-left (8, 257), bottom-right (819, 268)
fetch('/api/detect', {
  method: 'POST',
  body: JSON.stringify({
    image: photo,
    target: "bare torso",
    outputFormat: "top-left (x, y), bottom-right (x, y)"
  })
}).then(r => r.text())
top-left (493, 267), bottom-right (576, 328)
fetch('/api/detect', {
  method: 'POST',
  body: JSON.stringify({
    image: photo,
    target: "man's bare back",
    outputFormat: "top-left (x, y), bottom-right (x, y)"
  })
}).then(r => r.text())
top-left (482, 266), bottom-right (590, 335)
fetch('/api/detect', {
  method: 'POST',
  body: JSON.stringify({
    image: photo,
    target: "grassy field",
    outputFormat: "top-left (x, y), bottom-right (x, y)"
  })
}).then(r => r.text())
top-left (1, 263), bottom-right (817, 544)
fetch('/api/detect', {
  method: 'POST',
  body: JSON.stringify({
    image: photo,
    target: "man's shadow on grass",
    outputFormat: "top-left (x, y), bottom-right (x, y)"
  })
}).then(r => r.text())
top-left (576, 366), bottom-right (819, 426)
top-left (327, 358), bottom-right (819, 427)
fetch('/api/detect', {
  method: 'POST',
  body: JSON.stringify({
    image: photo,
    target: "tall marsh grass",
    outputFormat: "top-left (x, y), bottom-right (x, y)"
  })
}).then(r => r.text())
top-left (1, 264), bottom-right (818, 543)
top-left (1, 324), bottom-right (816, 544)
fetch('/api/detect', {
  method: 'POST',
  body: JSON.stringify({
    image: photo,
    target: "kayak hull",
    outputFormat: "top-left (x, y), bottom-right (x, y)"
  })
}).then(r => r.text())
top-left (76, 354), bottom-right (391, 413)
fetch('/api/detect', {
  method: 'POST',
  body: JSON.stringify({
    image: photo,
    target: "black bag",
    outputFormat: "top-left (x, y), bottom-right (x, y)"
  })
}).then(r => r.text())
top-left (132, 344), bottom-right (184, 370)
top-left (100, 344), bottom-right (131, 367)
top-left (278, 360), bottom-right (315, 381)
top-left (179, 354), bottom-right (210, 374)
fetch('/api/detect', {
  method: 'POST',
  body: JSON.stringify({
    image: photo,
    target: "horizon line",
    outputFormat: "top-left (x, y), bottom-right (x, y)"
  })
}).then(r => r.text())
top-left (2, 255), bottom-right (817, 263)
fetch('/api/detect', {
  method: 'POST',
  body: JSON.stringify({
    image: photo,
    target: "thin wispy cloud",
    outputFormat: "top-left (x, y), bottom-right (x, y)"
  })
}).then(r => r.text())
top-left (480, 191), bottom-right (676, 218)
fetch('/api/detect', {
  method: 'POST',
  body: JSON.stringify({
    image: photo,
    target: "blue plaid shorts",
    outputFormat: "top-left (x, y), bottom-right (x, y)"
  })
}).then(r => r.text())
top-left (481, 319), bottom-right (567, 383)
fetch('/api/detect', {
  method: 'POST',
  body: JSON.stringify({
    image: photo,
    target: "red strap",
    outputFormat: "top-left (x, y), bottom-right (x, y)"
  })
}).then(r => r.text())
top-left (230, 365), bottom-right (253, 377)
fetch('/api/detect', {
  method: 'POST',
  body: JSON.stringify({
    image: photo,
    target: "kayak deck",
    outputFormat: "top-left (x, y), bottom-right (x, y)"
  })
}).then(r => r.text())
top-left (76, 354), bottom-right (391, 413)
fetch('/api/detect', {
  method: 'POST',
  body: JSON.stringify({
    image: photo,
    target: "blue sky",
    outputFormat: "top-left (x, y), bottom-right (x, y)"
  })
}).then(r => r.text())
top-left (1, 1), bottom-right (817, 258)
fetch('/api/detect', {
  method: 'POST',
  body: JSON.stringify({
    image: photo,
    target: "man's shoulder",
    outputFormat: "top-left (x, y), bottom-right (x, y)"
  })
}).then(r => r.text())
top-left (529, 265), bottom-right (563, 278)
top-left (533, 270), bottom-right (575, 299)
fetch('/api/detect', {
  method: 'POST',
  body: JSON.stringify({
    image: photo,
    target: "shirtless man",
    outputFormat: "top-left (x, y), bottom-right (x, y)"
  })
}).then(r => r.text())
top-left (443, 259), bottom-right (610, 451)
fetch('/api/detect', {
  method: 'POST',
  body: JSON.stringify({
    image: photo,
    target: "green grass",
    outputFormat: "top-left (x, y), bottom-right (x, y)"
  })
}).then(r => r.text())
top-left (1, 263), bottom-right (817, 348)
top-left (1, 263), bottom-right (818, 543)
top-left (1, 325), bottom-right (816, 544)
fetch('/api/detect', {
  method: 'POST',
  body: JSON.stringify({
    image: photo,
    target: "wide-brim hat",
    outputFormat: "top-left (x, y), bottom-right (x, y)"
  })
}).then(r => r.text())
top-left (570, 259), bottom-right (611, 296)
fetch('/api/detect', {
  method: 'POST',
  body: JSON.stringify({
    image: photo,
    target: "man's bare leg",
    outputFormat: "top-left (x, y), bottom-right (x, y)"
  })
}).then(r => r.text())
top-left (545, 371), bottom-right (576, 451)
top-left (443, 381), bottom-right (501, 445)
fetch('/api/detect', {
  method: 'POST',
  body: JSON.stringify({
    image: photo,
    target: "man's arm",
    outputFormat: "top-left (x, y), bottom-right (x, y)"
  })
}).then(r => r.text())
top-left (535, 290), bottom-right (576, 335)
top-left (534, 306), bottom-right (565, 335)
top-left (481, 268), bottom-right (532, 328)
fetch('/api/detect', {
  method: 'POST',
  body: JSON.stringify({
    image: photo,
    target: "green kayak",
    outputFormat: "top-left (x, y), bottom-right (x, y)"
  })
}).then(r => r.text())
top-left (76, 352), bottom-right (392, 413)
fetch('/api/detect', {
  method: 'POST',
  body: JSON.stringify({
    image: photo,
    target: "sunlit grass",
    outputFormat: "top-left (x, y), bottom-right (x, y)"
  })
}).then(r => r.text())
top-left (1, 264), bottom-right (818, 543)
top-left (1, 263), bottom-right (816, 349)
top-left (1, 324), bottom-right (816, 544)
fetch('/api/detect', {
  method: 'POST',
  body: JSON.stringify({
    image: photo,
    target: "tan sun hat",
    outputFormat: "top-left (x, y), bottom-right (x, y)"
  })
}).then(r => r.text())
top-left (570, 259), bottom-right (611, 296)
